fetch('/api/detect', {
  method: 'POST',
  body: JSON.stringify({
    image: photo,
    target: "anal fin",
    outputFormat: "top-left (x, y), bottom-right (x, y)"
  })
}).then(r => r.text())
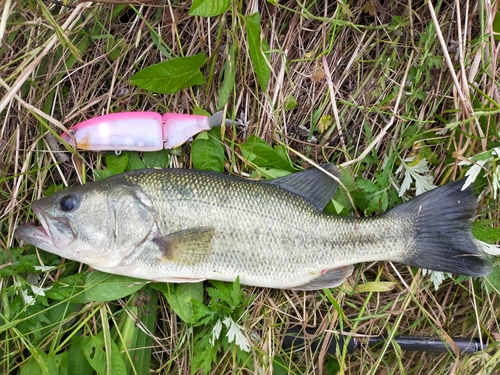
top-left (292, 265), bottom-right (353, 290)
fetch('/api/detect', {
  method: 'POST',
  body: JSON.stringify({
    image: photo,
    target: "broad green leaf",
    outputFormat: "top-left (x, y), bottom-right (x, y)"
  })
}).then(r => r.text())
top-left (127, 151), bottom-right (145, 170)
top-left (45, 273), bottom-right (85, 303)
top-left (142, 149), bottom-right (170, 168)
top-left (158, 282), bottom-right (204, 324)
top-left (105, 152), bottom-right (129, 175)
top-left (217, 43), bottom-right (237, 110)
top-left (245, 13), bottom-right (270, 89)
top-left (325, 357), bottom-right (341, 375)
top-left (21, 349), bottom-right (68, 375)
top-left (192, 107), bottom-right (211, 116)
top-left (84, 271), bottom-right (147, 302)
top-left (249, 167), bottom-right (291, 180)
top-left (189, 0), bottom-right (230, 17)
top-left (68, 337), bottom-right (94, 375)
top-left (82, 333), bottom-right (127, 375)
top-left (93, 169), bottom-right (114, 181)
top-left (130, 54), bottom-right (206, 94)
top-left (191, 127), bottom-right (225, 172)
top-left (239, 135), bottom-right (295, 171)
top-left (272, 356), bottom-right (289, 375)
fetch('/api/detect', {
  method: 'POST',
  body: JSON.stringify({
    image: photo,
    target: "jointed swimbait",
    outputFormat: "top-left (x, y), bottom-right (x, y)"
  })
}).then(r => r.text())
top-left (61, 111), bottom-right (233, 151)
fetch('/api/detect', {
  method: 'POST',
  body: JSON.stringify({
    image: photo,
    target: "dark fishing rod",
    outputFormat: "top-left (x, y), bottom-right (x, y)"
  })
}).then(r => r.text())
top-left (282, 326), bottom-right (487, 354)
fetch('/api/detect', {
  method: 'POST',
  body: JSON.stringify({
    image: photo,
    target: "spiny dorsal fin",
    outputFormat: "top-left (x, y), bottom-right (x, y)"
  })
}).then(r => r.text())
top-left (268, 164), bottom-right (340, 210)
top-left (155, 227), bottom-right (215, 265)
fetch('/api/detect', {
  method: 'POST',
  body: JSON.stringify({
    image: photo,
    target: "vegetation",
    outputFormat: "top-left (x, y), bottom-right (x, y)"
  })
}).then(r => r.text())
top-left (1, 0), bottom-right (499, 374)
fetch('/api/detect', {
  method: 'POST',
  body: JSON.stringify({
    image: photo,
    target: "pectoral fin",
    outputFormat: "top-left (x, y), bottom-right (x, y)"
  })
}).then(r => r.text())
top-left (156, 227), bottom-right (215, 265)
top-left (292, 265), bottom-right (354, 290)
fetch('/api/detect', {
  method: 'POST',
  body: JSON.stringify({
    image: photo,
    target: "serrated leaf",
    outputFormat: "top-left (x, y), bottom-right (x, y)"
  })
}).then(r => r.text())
top-left (130, 54), bottom-right (206, 94)
top-left (222, 316), bottom-right (250, 352)
top-left (191, 127), bottom-right (225, 172)
top-left (82, 333), bottom-right (127, 375)
top-left (245, 13), bottom-right (270, 90)
top-left (484, 266), bottom-right (500, 293)
top-left (84, 271), bottom-right (147, 302)
top-left (217, 43), bottom-right (237, 110)
top-left (158, 282), bottom-right (204, 324)
top-left (192, 328), bottom-right (220, 374)
top-left (356, 179), bottom-right (378, 193)
top-left (189, 0), bottom-right (230, 17)
top-left (239, 135), bottom-right (295, 171)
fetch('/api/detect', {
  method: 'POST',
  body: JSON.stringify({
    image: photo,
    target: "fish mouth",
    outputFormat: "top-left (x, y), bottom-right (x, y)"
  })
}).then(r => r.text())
top-left (15, 203), bottom-right (76, 251)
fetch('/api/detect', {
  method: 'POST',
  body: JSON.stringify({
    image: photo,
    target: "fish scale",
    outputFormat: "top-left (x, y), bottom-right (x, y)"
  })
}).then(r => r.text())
top-left (15, 165), bottom-right (492, 290)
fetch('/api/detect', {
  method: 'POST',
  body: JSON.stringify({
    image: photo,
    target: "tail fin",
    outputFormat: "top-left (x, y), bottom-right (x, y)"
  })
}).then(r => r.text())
top-left (390, 180), bottom-right (492, 277)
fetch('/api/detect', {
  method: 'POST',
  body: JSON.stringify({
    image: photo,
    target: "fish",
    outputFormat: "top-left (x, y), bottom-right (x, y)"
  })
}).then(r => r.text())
top-left (14, 165), bottom-right (492, 290)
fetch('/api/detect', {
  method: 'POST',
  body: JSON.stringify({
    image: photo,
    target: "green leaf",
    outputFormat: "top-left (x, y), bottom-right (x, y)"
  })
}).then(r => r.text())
top-left (245, 13), bottom-right (271, 90)
top-left (191, 127), bottom-right (225, 172)
top-left (45, 273), bottom-right (85, 303)
top-left (21, 349), bottom-right (68, 375)
top-left (130, 54), bottom-right (206, 94)
top-left (249, 167), bottom-right (291, 180)
top-left (82, 333), bottom-right (127, 375)
top-left (157, 282), bottom-right (204, 324)
top-left (84, 271), bottom-right (147, 302)
top-left (127, 152), bottom-right (146, 170)
top-left (68, 337), bottom-right (94, 375)
top-left (472, 220), bottom-right (500, 244)
top-left (217, 43), bottom-right (237, 110)
top-left (192, 327), bottom-right (220, 374)
top-left (142, 149), bottom-right (170, 168)
top-left (0, 253), bottom-right (38, 277)
top-left (93, 169), bottom-right (114, 181)
top-left (272, 356), bottom-right (289, 375)
top-left (113, 287), bottom-right (156, 374)
top-left (239, 135), bottom-right (295, 171)
top-left (356, 179), bottom-right (378, 193)
top-left (484, 266), bottom-right (500, 294)
top-left (189, 0), bottom-right (231, 17)
top-left (105, 153), bottom-right (129, 175)
top-left (325, 357), bottom-right (341, 375)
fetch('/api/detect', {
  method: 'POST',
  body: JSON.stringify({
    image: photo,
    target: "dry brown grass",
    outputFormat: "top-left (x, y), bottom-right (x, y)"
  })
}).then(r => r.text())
top-left (1, 0), bottom-right (499, 374)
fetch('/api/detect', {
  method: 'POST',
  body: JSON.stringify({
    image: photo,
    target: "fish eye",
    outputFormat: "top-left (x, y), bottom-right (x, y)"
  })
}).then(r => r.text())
top-left (59, 194), bottom-right (79, 212)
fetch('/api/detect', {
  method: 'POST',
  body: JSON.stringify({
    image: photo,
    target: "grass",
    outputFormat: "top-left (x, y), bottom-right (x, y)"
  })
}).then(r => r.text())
top-left (1, 0), bottom-right (500, 374)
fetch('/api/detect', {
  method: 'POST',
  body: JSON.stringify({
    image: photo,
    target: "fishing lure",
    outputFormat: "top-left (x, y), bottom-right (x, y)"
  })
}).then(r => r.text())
top-left (61, 111), bottom-right (233, 152)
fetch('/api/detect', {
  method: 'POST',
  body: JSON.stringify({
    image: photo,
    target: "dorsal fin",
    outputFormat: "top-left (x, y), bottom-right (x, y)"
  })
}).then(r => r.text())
top-left (268, 164), bottom-right (340, 210)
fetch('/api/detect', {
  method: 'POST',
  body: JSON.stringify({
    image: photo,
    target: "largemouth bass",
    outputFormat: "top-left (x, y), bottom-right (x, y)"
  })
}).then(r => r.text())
top-left (15, 165), bottom-right (492, 290)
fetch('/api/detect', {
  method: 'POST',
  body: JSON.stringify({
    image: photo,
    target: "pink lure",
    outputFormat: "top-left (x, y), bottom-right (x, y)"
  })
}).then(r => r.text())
top-left (61, 111), bottom-right (229, 151)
